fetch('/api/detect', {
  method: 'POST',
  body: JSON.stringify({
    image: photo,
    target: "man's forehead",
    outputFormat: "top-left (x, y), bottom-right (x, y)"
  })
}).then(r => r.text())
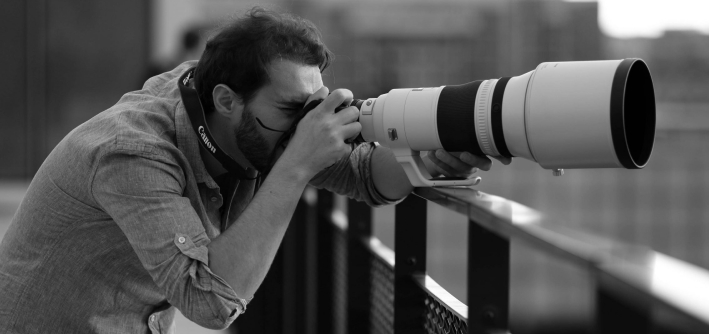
top-left (265, 60), bottom-right (323, 102)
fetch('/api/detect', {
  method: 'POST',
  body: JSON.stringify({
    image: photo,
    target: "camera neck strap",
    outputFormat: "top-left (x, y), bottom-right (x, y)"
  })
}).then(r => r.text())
top-left (177, 67), bottom-right (259, 180)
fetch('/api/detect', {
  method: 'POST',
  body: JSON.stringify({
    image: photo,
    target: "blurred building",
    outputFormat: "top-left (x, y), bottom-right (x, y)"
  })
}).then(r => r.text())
top-left (606, 30), bottom-right (709, 104)
top-left (0, 0), bottom-right (150, 178)
top-left (650, 30), bottom-right (709, 103)
top-left (292, 0), bottom-right (601, 99)
top-left (0, 0), bottom-right (601, 179)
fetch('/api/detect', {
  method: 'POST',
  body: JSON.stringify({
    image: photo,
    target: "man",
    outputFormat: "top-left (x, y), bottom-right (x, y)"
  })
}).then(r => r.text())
top-left (0, 7), bottom-right (505, 333)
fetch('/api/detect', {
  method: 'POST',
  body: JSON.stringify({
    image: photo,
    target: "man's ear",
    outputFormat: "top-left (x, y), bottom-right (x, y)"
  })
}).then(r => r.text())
top-left (212, 84), bottom-right (244, 118)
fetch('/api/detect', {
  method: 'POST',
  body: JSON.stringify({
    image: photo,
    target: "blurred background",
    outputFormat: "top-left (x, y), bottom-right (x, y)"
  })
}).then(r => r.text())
top-left (1, 0), bottom-right (708, 333)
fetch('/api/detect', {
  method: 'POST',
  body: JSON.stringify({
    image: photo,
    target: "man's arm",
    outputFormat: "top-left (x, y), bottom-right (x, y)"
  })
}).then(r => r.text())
top-left (207, 88), bottom-right (360, 300)
top-left (370, 146), bottom-right (413, 200)
top-left (206, 161), bottom-right (309, 300)
top-left (93, 153), bottom-right (243, 329)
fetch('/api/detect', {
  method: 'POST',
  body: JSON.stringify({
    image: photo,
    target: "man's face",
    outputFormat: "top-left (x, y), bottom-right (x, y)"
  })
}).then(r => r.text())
top-left (234, 60), bottom-right (323, 172)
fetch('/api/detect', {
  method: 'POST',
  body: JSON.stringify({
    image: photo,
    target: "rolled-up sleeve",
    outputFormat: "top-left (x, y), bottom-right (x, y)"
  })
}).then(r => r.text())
top-left (91, 148), bottom-right (241, 330)
top-left (309, 142), bottom-right (404, 207)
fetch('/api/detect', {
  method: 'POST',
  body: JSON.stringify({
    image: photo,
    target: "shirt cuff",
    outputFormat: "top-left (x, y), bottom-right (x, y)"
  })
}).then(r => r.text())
top-left (173, 232), bottom-right (245, 329)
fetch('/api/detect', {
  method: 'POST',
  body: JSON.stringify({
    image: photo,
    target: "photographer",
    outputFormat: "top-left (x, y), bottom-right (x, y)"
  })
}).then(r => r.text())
top-left (0, 7), bottom-right (503, 333)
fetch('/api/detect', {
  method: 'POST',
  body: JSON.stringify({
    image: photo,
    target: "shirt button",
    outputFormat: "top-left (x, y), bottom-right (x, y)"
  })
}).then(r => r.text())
top-left (178, 236), bottom-right (186, 244)
top-left (211, 197), bottom-right (218, 202)
top-left (150, 315), bottom-right (156, 322)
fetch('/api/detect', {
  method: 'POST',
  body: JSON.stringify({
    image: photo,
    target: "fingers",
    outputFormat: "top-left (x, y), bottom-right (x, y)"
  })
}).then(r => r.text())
top-left (310, 88), bottom-right (359, 125)
top-left (493, 155), bottom-right (513, 165)
top-left (457, 151), bottom-right (493, 171)
top-left (328, 121), bottom-right (360, 159)
top-left (427, 153), bottom-right (466, 177)
top-left (341, 121), bottom-right (362, 141)
top-left (428, 150), bottom-right (478, 177)
top-left (436, 150), bottom-right (484, 173)
top-left (427, 149), bottom-right (507, 178)
top-left (320, 89), bottom-right (353, 113)
top-left (334, 106), bottom-right (360, 124)
top-left (306, 86), bottom-right (329, 106)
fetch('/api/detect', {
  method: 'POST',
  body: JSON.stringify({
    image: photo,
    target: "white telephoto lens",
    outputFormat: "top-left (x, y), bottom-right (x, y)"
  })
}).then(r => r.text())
top-left (358, 58), bottom-right (656, 178)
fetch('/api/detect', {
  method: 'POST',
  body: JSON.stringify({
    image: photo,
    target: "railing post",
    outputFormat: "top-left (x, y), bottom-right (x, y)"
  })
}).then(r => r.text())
top-left (232, 189), bottom-right (319, 334)
top-left (290, 187), bottom-right (320, 333)
top-left (233, 228), bottom-right (286, 334)
top-left (348, 198), bottom-right (373, 333)
top-left (468, 222), bottom-right (510, 333)
top-left (317, 189), bottom-right (336, 334)
top-left (395, 195), bottom-right (428, 334)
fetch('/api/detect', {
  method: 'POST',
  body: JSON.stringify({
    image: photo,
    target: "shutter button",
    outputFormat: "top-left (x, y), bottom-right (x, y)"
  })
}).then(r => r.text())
top-left (178, 236), bottom-right (186, 244)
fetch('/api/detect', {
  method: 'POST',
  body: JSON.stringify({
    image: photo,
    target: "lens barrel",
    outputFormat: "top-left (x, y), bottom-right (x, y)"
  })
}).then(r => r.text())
top-left (432, 58), bottom-right (655, 169)
top-left (356, 58), bottom-right (656, 171)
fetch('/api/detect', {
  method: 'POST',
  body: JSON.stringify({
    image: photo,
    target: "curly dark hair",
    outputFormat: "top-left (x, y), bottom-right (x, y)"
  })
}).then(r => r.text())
top-left (194, 7), bottom-right (333, 113)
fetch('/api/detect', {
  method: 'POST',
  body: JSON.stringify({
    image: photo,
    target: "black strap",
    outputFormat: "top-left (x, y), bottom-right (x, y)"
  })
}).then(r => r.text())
top-left (177, 68), bottom-right (259, 180)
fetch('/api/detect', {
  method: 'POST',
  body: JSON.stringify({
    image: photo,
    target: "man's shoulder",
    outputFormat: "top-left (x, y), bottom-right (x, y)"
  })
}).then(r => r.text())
top-left (112, 62), bottom-right (195, 140)
top-left (141, 60), bottom-right (197, 98)
top-left (70, 94), bottom-right (177, 160)
top-left (62, 63), bottom-right (199, 167)
top-left (98, 63), bottom-right (199, 146)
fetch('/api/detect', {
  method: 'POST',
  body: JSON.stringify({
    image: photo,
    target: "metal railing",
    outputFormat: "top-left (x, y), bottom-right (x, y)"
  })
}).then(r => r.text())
top-left (233, 186), bottom-right (709, 334)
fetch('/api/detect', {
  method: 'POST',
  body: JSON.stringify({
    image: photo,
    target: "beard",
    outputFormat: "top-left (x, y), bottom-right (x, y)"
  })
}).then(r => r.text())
top-left (235, 105), bottom-right (272, 172)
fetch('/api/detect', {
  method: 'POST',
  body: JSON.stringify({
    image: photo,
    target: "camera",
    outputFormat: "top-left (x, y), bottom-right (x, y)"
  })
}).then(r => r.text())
top-left (353, 58), bottom-right (656, 187)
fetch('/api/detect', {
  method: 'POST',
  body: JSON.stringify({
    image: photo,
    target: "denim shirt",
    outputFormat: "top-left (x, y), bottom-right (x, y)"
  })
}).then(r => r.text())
top-left (0, 61), bottom-right (397, 334)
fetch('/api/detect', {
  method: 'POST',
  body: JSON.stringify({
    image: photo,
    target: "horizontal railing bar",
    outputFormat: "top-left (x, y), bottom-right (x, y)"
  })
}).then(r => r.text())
top-left (365, 236), bottom-right (396, 268)
top-left (598, 252), bottom-right (709, 327)
top-left (329, 206), bottom-right (393, 267)
top-left (414, 187), bottom-right (709, 329)
top-left (413, 274), bottom-right (468, 320)
top-left (326, 206), bottom-right (474, 332)
top-left (415, 187), bottom-right (610, 268)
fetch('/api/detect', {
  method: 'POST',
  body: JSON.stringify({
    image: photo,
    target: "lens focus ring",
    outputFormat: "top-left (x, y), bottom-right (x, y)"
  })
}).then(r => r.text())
top-left (475, 79), bottom-right (499, 157)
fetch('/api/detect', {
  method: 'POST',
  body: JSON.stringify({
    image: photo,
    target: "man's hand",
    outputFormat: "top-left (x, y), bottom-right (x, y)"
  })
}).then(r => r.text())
top-left (209, 86), bottom-right (362, 301)
top-left (274, 87), bottom-right (361, 180)
top-left (423, 150), bottom-right (512, 179)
